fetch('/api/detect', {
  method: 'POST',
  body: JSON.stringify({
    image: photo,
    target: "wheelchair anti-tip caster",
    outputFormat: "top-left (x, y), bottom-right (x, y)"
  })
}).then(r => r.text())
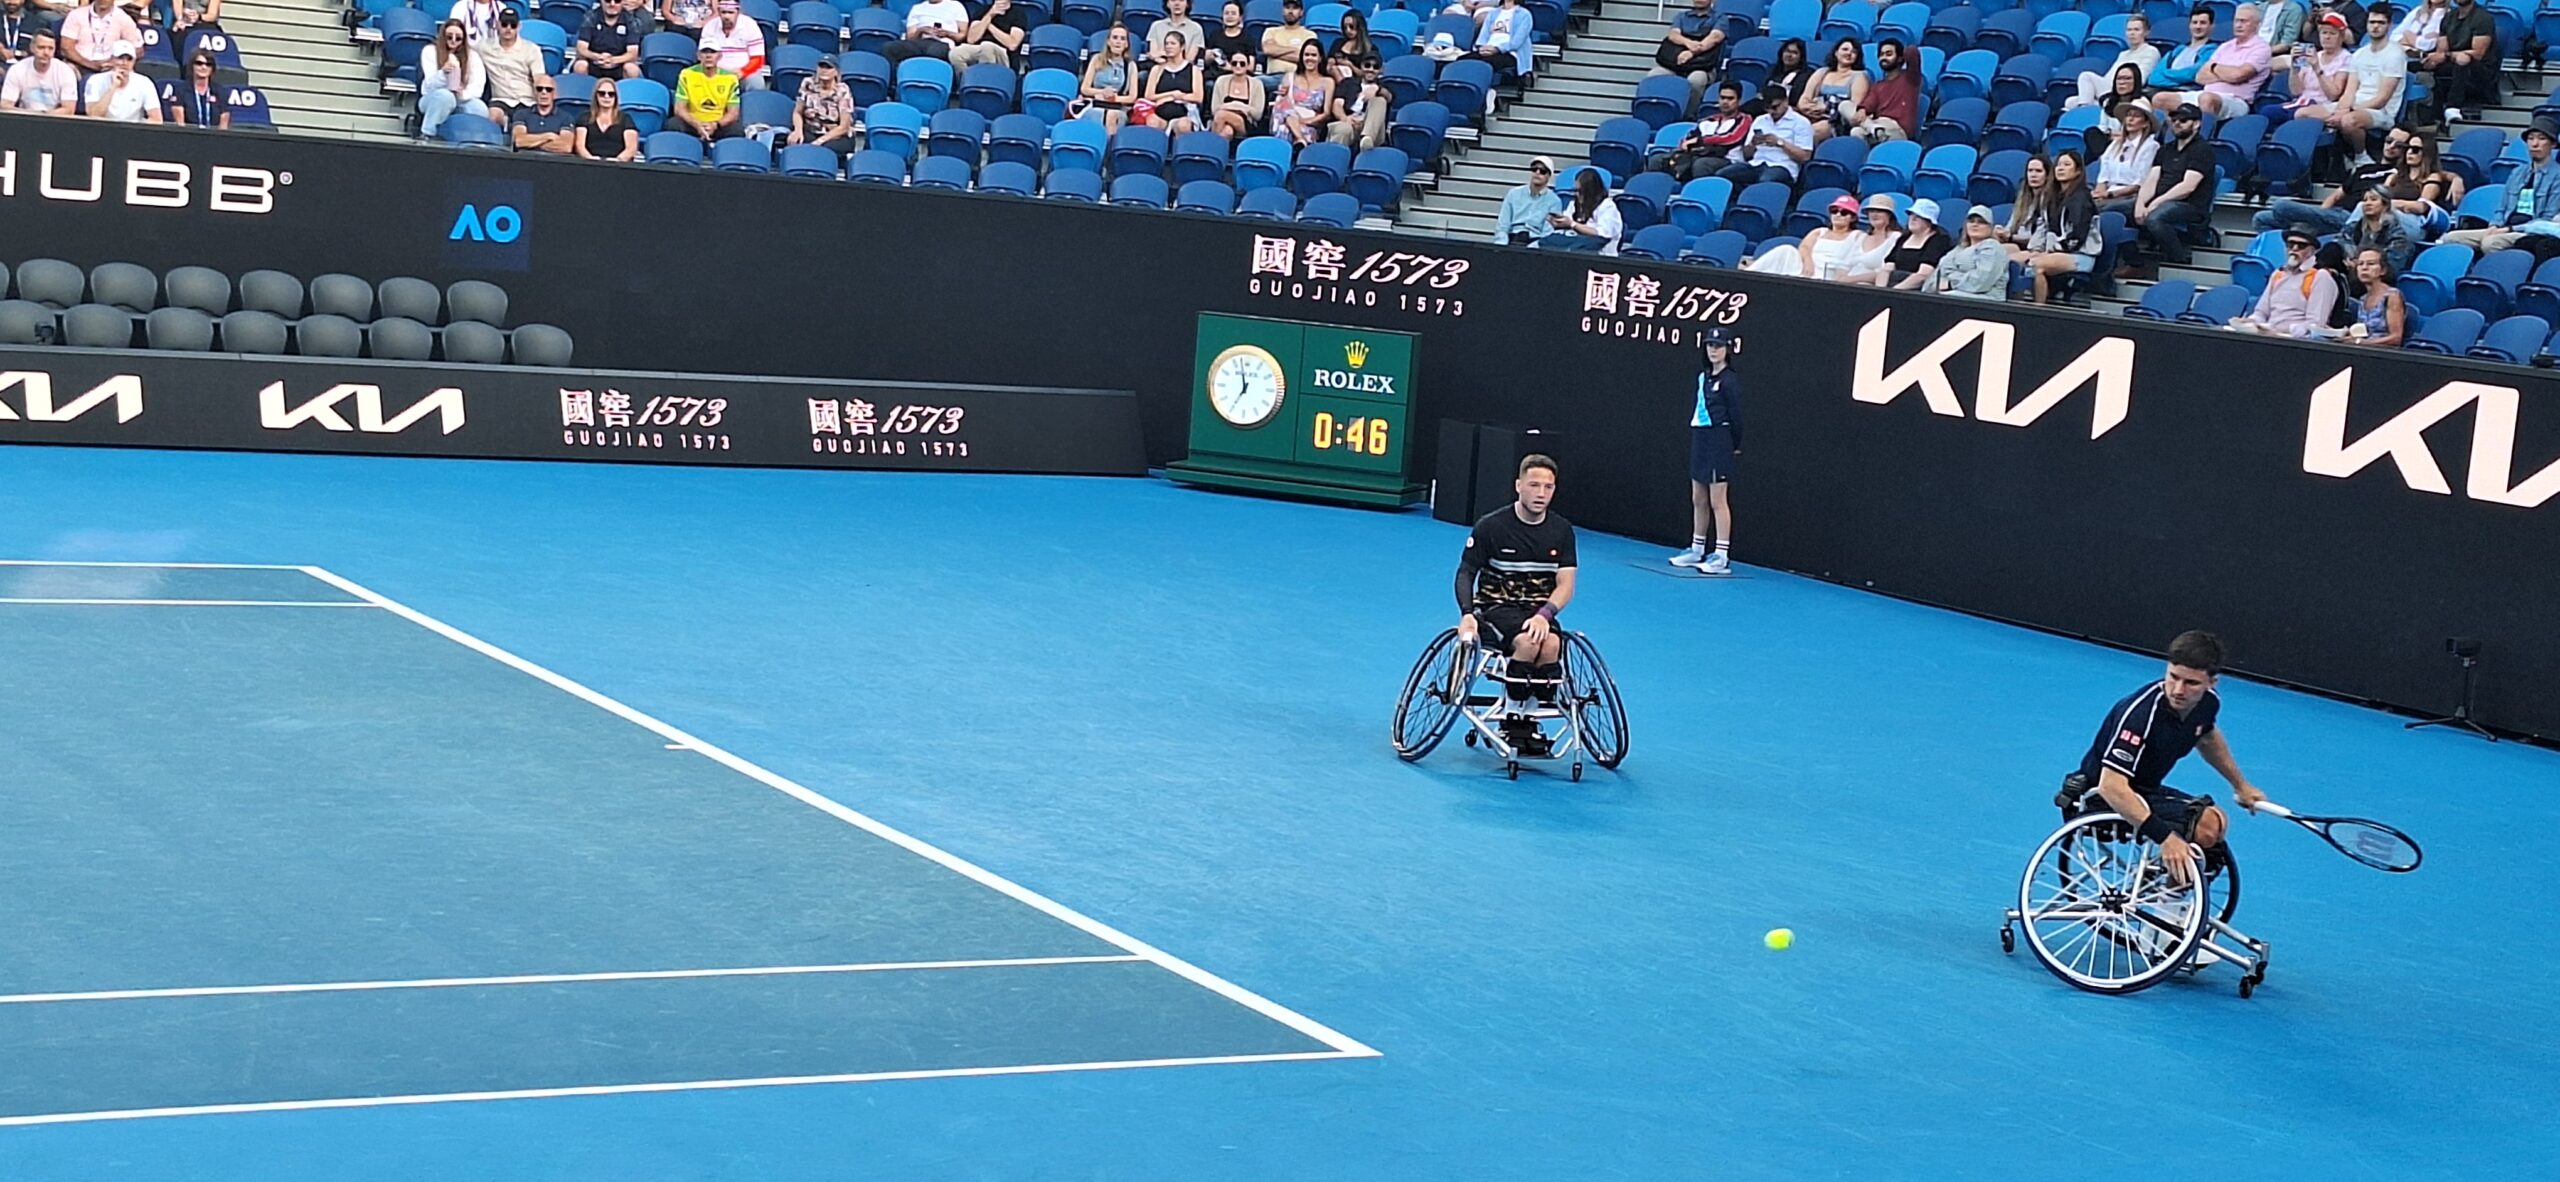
top-left (1506, 761), bottom-right (1520, 780)
top-left (2000, 923), bottom-right (2015, 955)
top-left (2239, 967), bottom-right (2265, 998)
top-left (1570, 761), bottom-right (1583, 782)
top-left (1463, 730), bottom-right (1477, 747)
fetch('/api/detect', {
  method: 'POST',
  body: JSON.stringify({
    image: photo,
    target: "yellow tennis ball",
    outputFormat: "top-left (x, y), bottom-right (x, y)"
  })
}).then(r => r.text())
top-left (1764, 928), bottom-right (1794, 951)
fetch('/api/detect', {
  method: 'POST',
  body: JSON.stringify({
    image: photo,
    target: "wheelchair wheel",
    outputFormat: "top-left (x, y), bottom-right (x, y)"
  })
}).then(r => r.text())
top-left (1561, 631), bottom-right (1628, 769)
top-left (1391, 628), bottom-right (1470, 762)
top-left (2016, 811), bottom-right (2208, 995)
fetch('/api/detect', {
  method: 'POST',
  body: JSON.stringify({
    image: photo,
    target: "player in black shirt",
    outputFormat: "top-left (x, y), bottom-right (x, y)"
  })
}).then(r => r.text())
top-left (2065, 631), bottom-right (2269, 884)
top-left (1455, 454), bottom-right (1578, 751)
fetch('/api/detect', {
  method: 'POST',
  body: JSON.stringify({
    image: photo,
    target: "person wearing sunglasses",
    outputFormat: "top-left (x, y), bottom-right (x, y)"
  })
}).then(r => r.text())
top-left (481, 7), bottom-right (545, 122)
top-left (2226, 227), bottom-right (2340, 337)
top-left (171, 47), bottom-right (229, 127)
top-left (510, 72), bottom-right (575, 153)
top-left (574, 76), bottom-right (640, 161)
top-left (417, 18), bottom-right (488, 139)
top-left (1206, 47), bottom-right (1264, 140)
top-left (1493, 155), bottom-right (1562, 245)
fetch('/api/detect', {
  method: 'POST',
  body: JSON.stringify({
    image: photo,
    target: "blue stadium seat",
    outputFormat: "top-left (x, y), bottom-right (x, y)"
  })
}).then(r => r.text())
top-left (2404, 307), bottom-right (2486, 354)
top-left (1923, 11), bottom-right (1983, 59)
top-left (2049, 104), bottom-right (2103, 154)
top-left (2210, 113), bottom-right (2269, 189)
top-left (2030, 11), bottom-right (2090, 60)
top-left (1723, 36), bottom-right (1777, 93)
top-left (1877, 0), bottom-right (1931, 45)
top-left (1912, 143), bottom-right (1975, 203)
top-left (1689, 228), bottom-right (1747, 267)
top-left (643, 129), bottom-right (707, 165)
top-left (1711, 0), bottom-right (1768, 45)
top-left (2514, 257), bottom-right (2560, 326)
top-left (785, 1), bottom-right (844, 51)
top-left (1630, 74), bottom-right (1691, 130)
top-left (2453, 184), bottom-right (2508, 232)
top-left (1110, 125), bottom-right (1170, 178)
top-left (1988, 56), bottom-right (2051, 110)
top-left (864, 100), bottom-right (927, 159)
top-left (896, 57), bottom-right (954, 113)
top-left (522, 20), bottom-right (573, 75)
top-left (978, 159), bottom-right (1039, 195)
top-left (841, 51), bottom-right (893, 108)
top-left (1856, 139), bottom-right (1921, 197)
top-left (740, 89), bottom-right (795, 136)
top-left (848, 7), bottom-right (904, 56)
top-left (848, 147), bottom-right (908, 183)
top-left (1434, 59), bottom-right (1495, 125)
top-left (2123, 278), bottom-right (2197, 320)
top-left (439, 114), bottom-right (509, 149)
top-left (1617, 170), bottom-right (1678, 232)
top-left (2456, 249), bottom-right (2536, 320)
top-left (1062, 0), bottom-right (1114, 35)
top-left (1176, 178), bottom-right (1239, 215)
top-left (380, 9), bottom-right (438, 82)
top-left (2176, 283), bottom-right (2252, 326)
top-left (2401, 244), bottom-right (2474, 317)
top-left (224, 84), bottom-right (276, 130)
top-left (1723, 180), bottom-right (1789, 242)
top-left (1235, 135), bottom-right (1293, 191)
top-left (1022, 67), bottom-right (1081, 125)
top-left (912, 153), bottom-right (973, 190)
top-left (1922, 96), bottom-right (1989, 151)
top-left (1817, 0), bottom-right (1876, 43)
top-left (955, 63), bottom-right (1018, 120)
top-left (1171, 130), bottom-right (1232, 185)
top-left (927, 108), bottom-right (988, 161)
top-left (1784, 186), bottom-right (1850, 237)
top-left (711, 137), bottom-right (773, 172)
top-left (1967, 148), bottom-right (2027, 207)
top-left (1389, 100), bottom-right (1452, 166)
top-left (2444, 127), bottom-right (2507, 190)
top-left (1025, 25), bottom-right (1086, 76)
top-left (1589, 117), bottom-right (1651, 181)
top-left (2227, 230), bottom-right (2285, 294)
top-left (988, 113), bottom-right (1048, 167)
top-left (1621, 222), bottom-right (1690, 262)
top-left (1046, 117), bottom-right (1106, 173)
top-left (1983, 100), bottom-right (2049, 157)
top-left (1766, 0), bottom-right (1820, 42)
top-left (618, 78), bottom-right (671, 135)
top-left (778, 143), bottom-right (844, 178)
top-left (1977, 9), bottom-right (2034, 58)
top-left (2468, 313), bottom-right (2550, 365)
top-left (1802, 134), bottom-right (1868, 194)
top-left (1381, 55), bottom-right (1437, 110)
top-left (1237, 185), bottom-right (1299, 220)
top-left (769, 44), bottom-right (823, 98)
top-left (1300, 191), bottom-right (1361, 228)
top-left (1667, 176), bottom-right (1733, 237)
top-left (2085, 11), bottom-right (2132, 57)
top-left (1370, 9), bottom-right (1422, 56)
top-left (1289, 141), bottom-right (1354, 199)
top-left (641, 32), bottom-right (697, 88)
top-left (1110, 172), bottom-right (1170, 207)
top-left (181, 27), bottom-right (245, 81)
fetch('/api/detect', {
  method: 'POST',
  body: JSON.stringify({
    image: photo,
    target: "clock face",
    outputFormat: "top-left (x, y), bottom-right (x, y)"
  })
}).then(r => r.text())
top-left (1207, 345), bottom-right (1286, 427)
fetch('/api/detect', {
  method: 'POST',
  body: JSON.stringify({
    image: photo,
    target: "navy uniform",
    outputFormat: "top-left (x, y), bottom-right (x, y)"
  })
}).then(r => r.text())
top-left (1689, 352), bottom-right (1739, 485)
top-left (2064, 681), bottom-right (2224, 831)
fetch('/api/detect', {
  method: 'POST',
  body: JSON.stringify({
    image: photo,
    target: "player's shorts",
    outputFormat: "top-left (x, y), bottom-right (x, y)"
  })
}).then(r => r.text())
top-left (1475, 602), bottom-right (1541, 652)
top-left (1689, 425), bottom-right (1737, 484)
top-left (2057, 773), bottom-right (2227, 849)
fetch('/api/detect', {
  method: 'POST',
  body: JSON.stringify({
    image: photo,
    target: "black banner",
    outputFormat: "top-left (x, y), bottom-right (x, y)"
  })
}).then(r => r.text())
top-left (4, 120), bottom-right (2556, 736)
top-left (0, 348), bottom-right (1145, 474)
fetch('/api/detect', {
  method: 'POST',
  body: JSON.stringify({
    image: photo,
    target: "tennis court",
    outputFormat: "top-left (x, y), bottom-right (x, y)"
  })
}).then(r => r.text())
top-left (0, 445), bottom-right (2552, 1179)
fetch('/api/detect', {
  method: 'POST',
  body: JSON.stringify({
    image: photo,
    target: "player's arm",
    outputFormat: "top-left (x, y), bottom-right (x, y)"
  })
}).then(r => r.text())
top-left (2194, 727), bottom-right (2266, 808)
top-left (2094, 765), bottom-right (2201, 883)
top-left (1519, 565), bottom-right (1575, 642)
top-left (1453, 530), bottom-right (1487, 638)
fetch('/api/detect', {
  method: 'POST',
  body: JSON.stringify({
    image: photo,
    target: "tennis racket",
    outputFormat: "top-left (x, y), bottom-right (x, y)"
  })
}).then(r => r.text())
top-left (2250, 801), bottom-right (2424, 873)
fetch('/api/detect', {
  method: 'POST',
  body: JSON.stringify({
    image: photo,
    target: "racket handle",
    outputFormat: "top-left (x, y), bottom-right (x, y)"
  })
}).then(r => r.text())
top-left (2252, 801), bottom-right (2293, 818)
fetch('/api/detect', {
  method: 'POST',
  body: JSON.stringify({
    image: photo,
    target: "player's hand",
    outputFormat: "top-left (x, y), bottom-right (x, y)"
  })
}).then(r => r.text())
top-left (1520, 612), bottom-right (1552, 642)
top-left (2234, 782), bottom-right (2267, 811)
top-left (2158, 832), bottom-right (2198, 885)
top-left (1456, 614), bottom-right (1477, 644)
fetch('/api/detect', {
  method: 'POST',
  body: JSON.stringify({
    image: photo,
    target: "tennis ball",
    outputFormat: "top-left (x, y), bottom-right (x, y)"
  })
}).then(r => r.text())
top-left (1763, 928), bottom-right (1794, 951)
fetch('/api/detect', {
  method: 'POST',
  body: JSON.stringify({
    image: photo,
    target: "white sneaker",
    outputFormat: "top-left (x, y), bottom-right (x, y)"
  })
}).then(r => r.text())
top-left (2444, 107), bottom-right (2464, 124)
top-left (1669, 545), bottom-right (1706, 567)
top-left (1699, 552), bottom-right (1730, 575)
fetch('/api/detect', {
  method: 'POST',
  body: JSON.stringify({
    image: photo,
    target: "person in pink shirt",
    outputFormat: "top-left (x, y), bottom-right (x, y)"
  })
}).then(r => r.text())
top-left (2160, 2), bottom-right (2271, 119)
top-left (57, 0), bottom-right (139, 73)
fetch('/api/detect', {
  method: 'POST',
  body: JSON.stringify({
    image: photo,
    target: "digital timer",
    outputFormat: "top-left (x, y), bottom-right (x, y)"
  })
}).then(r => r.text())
top-left (1311, 411), bottom-right (1391, 456)
top-left (1169, 313), bottom-right (1425, 507)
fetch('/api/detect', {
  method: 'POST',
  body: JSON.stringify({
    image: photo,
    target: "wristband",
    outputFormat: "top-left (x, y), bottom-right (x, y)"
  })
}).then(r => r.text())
top-left (2137, 816), bottom-right (2177, 844)
top-left (1535, 603), bottom-right (1558, 621)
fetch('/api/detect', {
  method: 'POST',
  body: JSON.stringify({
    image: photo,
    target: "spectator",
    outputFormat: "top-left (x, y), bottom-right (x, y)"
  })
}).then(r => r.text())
top-left (2443, 118), bottom-right (2560, 252)
top-left (2338, 184), bottom-right (2418, 273)
top-left (2229, 228), bottom-right (2341, 335)
top-left (2255, 125), bottom-right (2409, 238)
top-left (661, 0), bottom-right (711, 40)
top-left (698, 0), bottom-right (766, 86)
top-left (1650, 0), bottom-right (1725, 103)
top-left (573, 0), bottom-right (644, 82)
top-left (450, 0), bottom-right (501, 46)
top-left (2121, 102), bottom-right (2215, 277)
top-left (2, 30), bottom-right (78, 113)
top-left (2391, 134), bottom-right (2464, 239)
top-left (2339, 247), bottom-right (2408, 346)
top-left (482, 8), bottom-right (545, 118)
top-left (1206, 45), bottom-right (1264, 139)
top-left (884, 0), bottom-right (963, 65)
top-left (1331, 6), bottom-right (1376, 67)
top-left (2335, 5), bottom-right (2404, 162)
top-left (1881, 197), bottom-right (1951, 289)
top-left (1079, 23), bottom-right (1139, 131)
top-left (1, 0), bottom-right (40, 69)
top-left (2422, 0), bottom-right (2491, 124)
top-left (82, 39), bottom-right (153, 119)
top-left (2160, 2), bottom-right (2270, 119)
top-left (1326, 52), bottom-right (1384, 148)
top-left (1493, 154), bottom-right (1563, 244)
top-left (1655, 79), bottom-right (1751, 181)
top-left (1204, 0), bottom-right (1252, 68)
top-left (1467, 0), bottom-right (1530, 87)
top-left (1934, 204), bottom-right (2012, 298)
top-left (1749, 192), bottom-right (1863, 276)
top-left (1141, 29), bottom-right (1204, 133)
top-left (167, 0), bottom-right (226, 41)
top-left (505, 73), bottom-right (573, 152)
top-left (1260, 0), bottom-right (1313, 75)
top-left (952, 0), bottom-right (1025, 72)
top-left (2091, 103), bottom-right (2157, 220)
top-left (1997, 152), bottom-right (2051, 247)
top-left (1839, 192), bottom-right (1902, 283)
top-left (417, 19), bottom-right (487, 139)
top-left (2014, 149), bottom-right (2100, 303)
top-left (2086, 65), bottom-right (2152, 144)
top-left (2393, 0), bottom-right (2446, 56)
top-left (2069, 13), bottom-right (2159, 108)
top-left (2279, 12), bottom-right (2352, 121)
top-left (170, 46), bottom-right (227, 126)
top-left (788, 54), bottom-right (853, 153)
top-left (1269, 36), bottom-right (1328, 143)
top-left (2260, 0), bottom-right (2308, 52)
top-left (1716, 84), bottom-right (1811, 185)
top-left (2146, 6), bottom-right (2217, 98)
top-left (1534, 166), bottom-right (1623, 254)
top-left (1800, 36), bottom-right (1865, 143)
top-left (58, 0), bottom-right (139, 73)
top-left (1849, 37), bottom-right (1917, 143)
top-left (673, 37), bottom-right (739, 140)
top-left (1146, 0), bottom-right (1201, 62)
top-left (1763, 37), bottom-right (1811, 109)
top-left (574, 75), bottom-right (640, 160)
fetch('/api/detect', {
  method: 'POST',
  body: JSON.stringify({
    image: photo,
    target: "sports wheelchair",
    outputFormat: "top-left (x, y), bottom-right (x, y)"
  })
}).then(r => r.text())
top-left (1390, 627), bottom-right (1628, 780)
top-left (2000, 784), bottom-right (2271, 997)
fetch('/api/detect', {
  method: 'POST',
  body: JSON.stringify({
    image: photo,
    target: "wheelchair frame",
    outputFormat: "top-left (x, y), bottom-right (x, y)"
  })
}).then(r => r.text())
top-left (1391, 627), bottom-right (1629, 781)
top-left (2000, 806), bottom-right (2272, 997)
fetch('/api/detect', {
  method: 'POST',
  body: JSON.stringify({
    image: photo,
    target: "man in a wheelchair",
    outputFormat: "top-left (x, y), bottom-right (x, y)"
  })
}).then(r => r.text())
top-left (1454, 454), bottom-right (1578, 756)
top-left (2063, 630), bottom-right (2269, 885)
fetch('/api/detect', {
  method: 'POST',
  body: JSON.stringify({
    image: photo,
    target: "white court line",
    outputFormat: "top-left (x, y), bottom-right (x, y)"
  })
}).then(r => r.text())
top-left (0, 1051), bottom-right (1357, 1129)
top-left (0, 955), bottom-right (1151, 1006)
top-left (0, 560), bottom-right (314, 570)
top-left (295, 563), bottom-right (1380, 1063)
top-left (0, 598), bottom-right (379, 608)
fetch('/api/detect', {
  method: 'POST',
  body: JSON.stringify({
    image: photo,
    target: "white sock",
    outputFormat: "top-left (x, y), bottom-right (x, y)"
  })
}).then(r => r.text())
top-left (1713, 540), bottom-right (1729, 556)
top-left (1690, 535), bottom-right (1708, 549)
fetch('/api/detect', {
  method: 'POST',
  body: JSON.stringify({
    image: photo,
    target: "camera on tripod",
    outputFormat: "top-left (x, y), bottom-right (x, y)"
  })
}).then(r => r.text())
top-left (2446, 637), bottom-right (2482, 659)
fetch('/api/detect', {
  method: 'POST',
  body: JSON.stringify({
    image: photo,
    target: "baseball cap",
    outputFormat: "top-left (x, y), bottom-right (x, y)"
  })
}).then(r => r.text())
top-left (1700, 328), bottom-right (1738, 347)
top-left (2171, 102), bottom-right (2205, 121)
top-left (110, 39), bottom-right (135, 58)
top-left (1908, 197), bottom-right (1941, 224)
top-left (1828, 194), bottom-right (1861, 214)
top-left (1528, 155), bottom-right (1555, 173)
top-left (498, 6), bottom-right (520, 21)
top-left (2282, 227), bottom-right (2319, 247)
top-left (1965, 204), bottom-right (1994, 222)
top-left (2317, 10), bottom-right (2348, 27)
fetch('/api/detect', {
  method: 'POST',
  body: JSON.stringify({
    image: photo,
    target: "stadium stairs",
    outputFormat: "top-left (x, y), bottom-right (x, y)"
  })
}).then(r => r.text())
top-left (221, 0), bottom-right (410, 140)
top-left (1393, 0), bottom-right (1651, 241)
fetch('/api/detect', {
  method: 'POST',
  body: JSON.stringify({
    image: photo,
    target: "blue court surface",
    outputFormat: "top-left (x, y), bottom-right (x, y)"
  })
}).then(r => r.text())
top-left (0, 446), bottom-right (2552, 1180)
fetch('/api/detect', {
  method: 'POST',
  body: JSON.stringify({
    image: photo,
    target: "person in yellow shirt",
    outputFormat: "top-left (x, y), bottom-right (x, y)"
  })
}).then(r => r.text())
top-left (673, 39), bottom-right (740, 141)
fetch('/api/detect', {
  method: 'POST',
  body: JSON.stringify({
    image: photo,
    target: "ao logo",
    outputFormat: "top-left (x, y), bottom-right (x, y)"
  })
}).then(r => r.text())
top-left (448, 203), bottom-right (523, 243)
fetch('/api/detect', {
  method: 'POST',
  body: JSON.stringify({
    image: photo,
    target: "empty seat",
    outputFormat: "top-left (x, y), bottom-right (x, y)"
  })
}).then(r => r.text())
top-left (296, 313), bottom-right (365, 358)
top-left (61, 304), bottom-right (136, 349)
top-left (219, 309), bottom-right (290, 354)
top-left (443, 320), bottom-right (509, 364)
top-left (0, 300), bottom-right (55, 345)
top-left (88, 262), bottom-right (160, 313)
top-left (163, 265), bottom-right (232, 316)
top-left (445, 279), bottom-right (510, 327)
top-left (511, 323), bottom-right (576, 366)
top-left (367, 317), bottom-right (436, 361)
top-left (239, 269), bottom-right (305, 318)
top-left (15, 259), bottom-right (85, 310)
top-left (310, 274), bottom-right (375, 322)
top-left (144, 307), bottom-right (216, 351)
top-left (377, 276), bottom-right (443, 325)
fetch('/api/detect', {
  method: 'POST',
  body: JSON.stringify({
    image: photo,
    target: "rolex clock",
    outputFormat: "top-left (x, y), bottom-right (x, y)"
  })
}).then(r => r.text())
top-left (1168, 313), bottom-right (1426, 507)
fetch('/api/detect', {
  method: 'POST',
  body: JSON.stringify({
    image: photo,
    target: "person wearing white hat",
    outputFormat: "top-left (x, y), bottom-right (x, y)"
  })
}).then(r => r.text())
top-left (82, 38), bottom-right (157, 121)
top-left (57, 0), bottom-right (138, 73)
top-left (1881, 197), bottom-right (1950, 289)
top-left (1933, 205), bottom-right (2011, 300)
top-left (1493, 155), bottom-right (1563, 245)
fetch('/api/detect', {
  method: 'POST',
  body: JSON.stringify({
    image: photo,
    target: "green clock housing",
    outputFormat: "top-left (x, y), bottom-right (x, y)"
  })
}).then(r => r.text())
top-left (1166, 313), bottom-right (1426, 507)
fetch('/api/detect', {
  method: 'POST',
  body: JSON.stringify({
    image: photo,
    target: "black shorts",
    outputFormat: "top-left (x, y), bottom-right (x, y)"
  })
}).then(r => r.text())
top-left (1689, 425), bottom-right (1736, 484)
top-left (1475, 602), bottom-right (1542, 652)
top-left (2057, 774), bottom-right (2217, 841)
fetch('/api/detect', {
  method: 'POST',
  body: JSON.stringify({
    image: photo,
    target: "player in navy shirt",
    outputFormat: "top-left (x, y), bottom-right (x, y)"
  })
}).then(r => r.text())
top-left (2068, 631), bottom-right (2269, 884)
top-left (1455, 454), bottom-right (1577, 751)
